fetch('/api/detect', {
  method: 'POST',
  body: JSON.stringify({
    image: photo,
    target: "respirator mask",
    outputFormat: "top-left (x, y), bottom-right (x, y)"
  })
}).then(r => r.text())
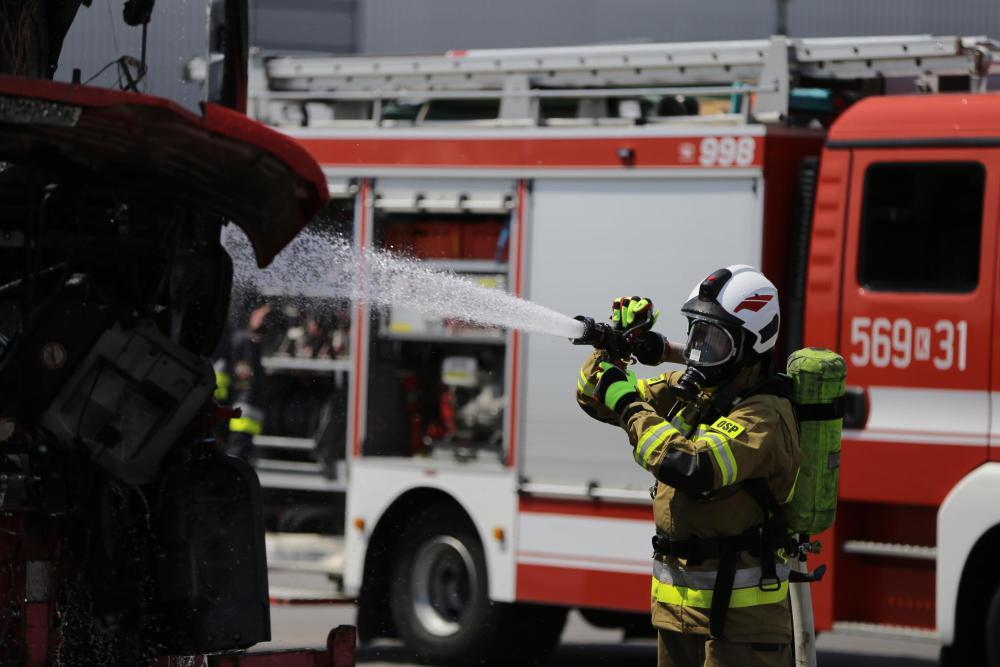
top-left (674, 318), bottom-right (742, 399)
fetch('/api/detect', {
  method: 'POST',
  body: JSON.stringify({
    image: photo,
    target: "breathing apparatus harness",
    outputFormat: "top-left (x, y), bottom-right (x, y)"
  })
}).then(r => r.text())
top-left (652, 372), bottom-right (790, 636)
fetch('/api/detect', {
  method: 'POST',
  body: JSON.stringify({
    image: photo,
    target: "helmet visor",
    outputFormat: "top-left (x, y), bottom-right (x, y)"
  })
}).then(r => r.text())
top-left (683, 320), bottom-right (737, 367)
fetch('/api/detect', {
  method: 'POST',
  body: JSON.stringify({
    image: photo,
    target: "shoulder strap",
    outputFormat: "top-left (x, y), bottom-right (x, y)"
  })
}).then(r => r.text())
top-left (742, 477), bottom-right (787, 587)
top-left (749, 373), bottom-right (792, 399)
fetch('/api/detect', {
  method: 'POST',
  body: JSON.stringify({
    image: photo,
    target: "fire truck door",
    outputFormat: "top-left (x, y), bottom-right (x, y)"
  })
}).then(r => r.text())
top-left (838, 150), bottom-right (996, 506)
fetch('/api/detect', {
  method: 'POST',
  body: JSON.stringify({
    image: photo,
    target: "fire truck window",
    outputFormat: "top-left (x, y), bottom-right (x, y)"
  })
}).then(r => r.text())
top-left (859, 162), bottom-right (984, 292)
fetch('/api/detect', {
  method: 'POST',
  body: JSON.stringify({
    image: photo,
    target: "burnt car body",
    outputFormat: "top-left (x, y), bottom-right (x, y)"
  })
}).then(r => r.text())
top-left (0, 2), bottom-right (332, 663)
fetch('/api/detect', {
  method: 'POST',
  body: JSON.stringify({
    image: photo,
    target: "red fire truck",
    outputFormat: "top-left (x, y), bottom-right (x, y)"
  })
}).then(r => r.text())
top-left (247, 35), bottom-right (1000, 665)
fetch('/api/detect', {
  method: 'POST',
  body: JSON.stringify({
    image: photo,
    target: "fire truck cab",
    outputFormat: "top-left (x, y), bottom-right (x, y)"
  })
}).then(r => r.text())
top-left (808, 92), bottom-right (1000, 664)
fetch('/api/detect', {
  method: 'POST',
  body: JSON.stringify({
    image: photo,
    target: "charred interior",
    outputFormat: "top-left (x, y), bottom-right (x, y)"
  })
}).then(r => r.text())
top-left (0, 157), bottom-right (275, 663)
top-left (0, 1), bottom-right (329, 663)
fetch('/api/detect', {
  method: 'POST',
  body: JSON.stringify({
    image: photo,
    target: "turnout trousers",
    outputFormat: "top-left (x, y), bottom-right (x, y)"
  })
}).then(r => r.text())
top-left (657, 629), bottom-right (792, 667)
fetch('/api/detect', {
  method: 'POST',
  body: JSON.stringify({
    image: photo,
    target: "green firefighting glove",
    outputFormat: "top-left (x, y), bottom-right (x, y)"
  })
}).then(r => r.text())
top-left (612, 296), bottom-right (663, 366)
top-left (611, 296), bottom-right (659, 336)
top-left (593, 362), bottom-right (640, 414)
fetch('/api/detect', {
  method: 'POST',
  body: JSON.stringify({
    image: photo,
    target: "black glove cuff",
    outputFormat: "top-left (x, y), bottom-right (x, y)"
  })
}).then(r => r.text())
top-left (593, 366), bottom-right (627, 405)
top-left (633, 332), bottom-right (666, 366)
top-left (612, 391), bottom-right (641, 415)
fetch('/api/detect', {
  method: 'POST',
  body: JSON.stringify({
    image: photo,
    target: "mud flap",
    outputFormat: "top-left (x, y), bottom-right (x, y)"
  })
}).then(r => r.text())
top-left (155, 451), bottom-right (270, 654)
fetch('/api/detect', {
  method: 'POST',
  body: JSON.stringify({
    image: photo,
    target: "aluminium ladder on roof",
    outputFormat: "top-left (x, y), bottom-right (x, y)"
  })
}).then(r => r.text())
top-left (252, 34), bottom-right (1000, 125)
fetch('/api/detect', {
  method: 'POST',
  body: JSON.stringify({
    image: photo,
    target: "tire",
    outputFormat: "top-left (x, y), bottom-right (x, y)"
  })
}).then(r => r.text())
top-left (390, 502), bottom-right (502, 665)
top-left (941, 571), bottom-right (999, 667)
top-left (941, 625), bottom-right (987, 667)
top-left (988, 585), bottom-right (1000, 667)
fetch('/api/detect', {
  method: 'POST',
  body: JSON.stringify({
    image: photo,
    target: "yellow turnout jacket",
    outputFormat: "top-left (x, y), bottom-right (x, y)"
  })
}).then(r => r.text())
top-left (576, 350), bottom-right (803, 643)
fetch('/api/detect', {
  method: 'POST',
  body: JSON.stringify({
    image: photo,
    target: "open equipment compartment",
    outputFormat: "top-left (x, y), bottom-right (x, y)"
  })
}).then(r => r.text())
top-left (251, 188), bottom-right (356, 531)
top-left (362, 179), bottom-right (515, 463)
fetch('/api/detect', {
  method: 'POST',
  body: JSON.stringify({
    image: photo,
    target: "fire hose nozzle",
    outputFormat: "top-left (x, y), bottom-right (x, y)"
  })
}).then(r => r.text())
top-left (571, 315), bottom-right (603, 346)
top-left (570, 315), bottom-right (634, 361)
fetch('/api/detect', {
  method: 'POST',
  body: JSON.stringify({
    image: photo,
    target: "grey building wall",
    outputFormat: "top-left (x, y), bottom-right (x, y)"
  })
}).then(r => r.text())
top-left (357, 0), bottom-right (1000, 54)
top-left (250, 0), bottom-right (357, 53)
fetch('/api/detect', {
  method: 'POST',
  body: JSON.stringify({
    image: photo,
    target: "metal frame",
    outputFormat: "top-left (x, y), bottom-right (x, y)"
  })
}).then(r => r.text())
top-left (246, 35), bottom-right (1000, 126)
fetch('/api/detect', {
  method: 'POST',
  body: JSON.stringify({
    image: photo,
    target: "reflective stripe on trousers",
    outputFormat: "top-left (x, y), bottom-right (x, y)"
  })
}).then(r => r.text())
top-left (229, 417), bottom-right (262, 436)
top-left (651, 559), bottom-right (790, 608)
top-left (230, 403), bottom-right (264, 436)
top-left (214, 370), bottom-right (231, 401)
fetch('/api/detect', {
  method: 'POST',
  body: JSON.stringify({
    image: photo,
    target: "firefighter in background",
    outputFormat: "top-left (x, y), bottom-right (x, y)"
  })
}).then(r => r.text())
top-left (576, 265), bottom-right (802, 667)
top-left (214, 301), bottom-right (271, 461)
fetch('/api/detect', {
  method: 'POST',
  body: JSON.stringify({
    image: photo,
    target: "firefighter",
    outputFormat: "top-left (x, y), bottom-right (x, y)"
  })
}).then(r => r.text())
top-left (215, 301), bottom-right (271, 461)
top-left (576, 265), bottom-right (802, 667)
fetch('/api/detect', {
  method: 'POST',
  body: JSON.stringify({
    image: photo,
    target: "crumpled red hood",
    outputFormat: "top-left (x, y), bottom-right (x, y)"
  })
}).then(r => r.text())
top-left (0, 76), bottom-right (328, 268)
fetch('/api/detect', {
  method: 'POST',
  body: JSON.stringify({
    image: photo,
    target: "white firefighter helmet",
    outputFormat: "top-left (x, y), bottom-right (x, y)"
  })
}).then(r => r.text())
top-left (680, 265), bottom-right (780, 367)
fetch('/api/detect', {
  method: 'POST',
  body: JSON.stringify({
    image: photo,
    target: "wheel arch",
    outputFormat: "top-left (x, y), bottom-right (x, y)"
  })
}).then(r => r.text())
top-left (356, 486), bottom-right (484, 642)
top-left (937, 462), bottom-right (1000, 646)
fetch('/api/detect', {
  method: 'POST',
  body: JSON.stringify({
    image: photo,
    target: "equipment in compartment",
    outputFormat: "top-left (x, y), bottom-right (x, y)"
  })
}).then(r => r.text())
top-left (367, 201), bottom-right (513, 462)
top-left (438, 356), bottom-right (504, 448)
top-left (255, 298), bottom-right (349, 478)
top-left (418, 352), bottom-right (505, 461)
top-left (268, 300), bottom-right (351, 360)
top-left (380, 215), bottom-right (510, 262)
top-left (366, 343), bottom-right (506, 461)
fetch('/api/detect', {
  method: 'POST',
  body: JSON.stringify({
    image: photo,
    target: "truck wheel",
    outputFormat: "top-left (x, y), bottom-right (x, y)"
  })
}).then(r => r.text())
top-left (988, 585), bottom-right (1000, 667)
top-left (390, 503), bottom-right (501, 664)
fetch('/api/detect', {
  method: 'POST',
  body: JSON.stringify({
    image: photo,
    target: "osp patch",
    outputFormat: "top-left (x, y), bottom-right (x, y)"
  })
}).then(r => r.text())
top-left (709, 416), bottom-right (745, 439)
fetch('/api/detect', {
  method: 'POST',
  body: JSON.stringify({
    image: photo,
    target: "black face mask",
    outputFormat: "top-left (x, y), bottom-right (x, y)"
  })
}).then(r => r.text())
top-left (673, 363), bottom-right (736, 401)
top-left (674, 321), bottom-right (744, 398)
